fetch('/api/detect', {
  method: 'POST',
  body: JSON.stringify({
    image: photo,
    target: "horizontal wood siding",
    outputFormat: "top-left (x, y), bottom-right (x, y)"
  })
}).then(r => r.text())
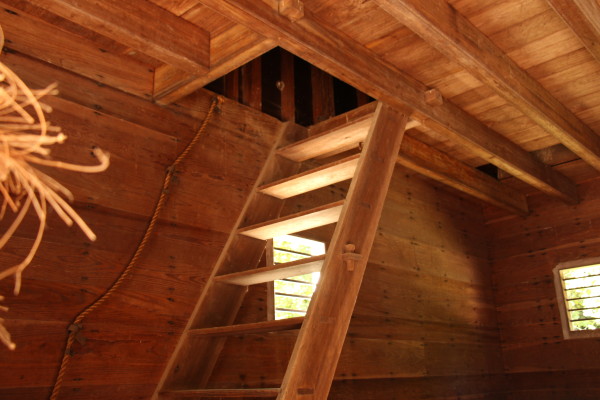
top-left (208, 168), bottom-right (505, 398)
top-left (487, 174), bottom-right (600, 399)
top-left (0, 53), bottom-right (281, 399)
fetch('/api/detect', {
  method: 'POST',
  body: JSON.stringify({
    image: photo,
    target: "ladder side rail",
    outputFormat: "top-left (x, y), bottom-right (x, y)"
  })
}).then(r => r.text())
top-left (277, 102), bottom-right (410, 400)
top-left (154, 121), bottom-right (305, 397)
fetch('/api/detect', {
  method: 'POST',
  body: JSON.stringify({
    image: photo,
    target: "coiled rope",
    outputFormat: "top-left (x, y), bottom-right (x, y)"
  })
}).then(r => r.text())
top-left (50, 96), bottom-right (223, 400)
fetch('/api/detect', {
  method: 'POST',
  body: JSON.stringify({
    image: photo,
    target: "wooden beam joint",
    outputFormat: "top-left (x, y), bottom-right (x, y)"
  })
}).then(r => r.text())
top-left (424, 88), bottom-right (443, 106)
top-left (342, 243), bottom-right (362, 271)
top-left (278, 0), bottom-right (304, 22)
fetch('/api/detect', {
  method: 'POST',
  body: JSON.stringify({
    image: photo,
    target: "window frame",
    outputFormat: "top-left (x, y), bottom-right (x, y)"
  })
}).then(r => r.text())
top-left (553, 257), bottom-right (600, 340)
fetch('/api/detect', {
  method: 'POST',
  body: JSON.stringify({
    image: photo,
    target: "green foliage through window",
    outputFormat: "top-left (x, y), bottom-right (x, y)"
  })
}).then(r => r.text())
top-left (560, 264), bottom-right (600, 331)
top-left (272, 235), bottom-right (325, 320)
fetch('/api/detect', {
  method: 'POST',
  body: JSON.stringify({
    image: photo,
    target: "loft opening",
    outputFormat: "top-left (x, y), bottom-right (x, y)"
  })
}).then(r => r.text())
top-left (204, 47), bottom-right (374, 126)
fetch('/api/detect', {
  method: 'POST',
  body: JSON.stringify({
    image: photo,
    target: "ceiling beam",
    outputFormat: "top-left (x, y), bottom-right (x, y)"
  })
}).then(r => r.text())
top-left (154, 36), bottom-right (276, 104)
top-left (310, 101), bottom-right (529, 216)
top-left (545, 0), bottom-right (600, 64)
top-left (399, 135), bottom-right (529, 216)
top-left (374, 0), bottom-right (600, 174)
top-left (197, 0), bottom-right (578, 204)
top-left (0, 1), bottom-right (153, 99)
top-left (29, 0), bottom-right (210, 74)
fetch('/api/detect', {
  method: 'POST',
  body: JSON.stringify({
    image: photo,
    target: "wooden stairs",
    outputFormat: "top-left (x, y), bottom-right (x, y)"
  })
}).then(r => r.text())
top-left (153, 102), bottom-right (410, 400)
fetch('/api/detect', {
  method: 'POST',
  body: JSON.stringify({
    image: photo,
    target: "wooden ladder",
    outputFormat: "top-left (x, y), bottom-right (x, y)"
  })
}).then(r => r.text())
top-left (154, 102), bottom-right (409, 400)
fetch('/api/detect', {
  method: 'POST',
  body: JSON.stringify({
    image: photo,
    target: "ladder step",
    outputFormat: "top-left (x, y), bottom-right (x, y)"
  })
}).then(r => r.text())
top-left (238, 201), bottom-right (344, 240)
top-left (215, 255), bottom-right (325, 286)
top-left (189, 317), bottom-right (305, 337)
top-left (277, 102), bottom-right (418, 162)
top-left (259, 154), bottom-right (360, 199)
top-left (161, 388), bottom-right (280, 399)
top-left (277, 112), bottom-right (372, 162)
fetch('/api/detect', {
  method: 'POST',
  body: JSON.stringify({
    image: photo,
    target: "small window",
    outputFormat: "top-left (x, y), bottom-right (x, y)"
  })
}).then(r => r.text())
top-left (554, 259), bottom-right (600, 339)
top-left (271, 235), bottom-right (325, 320)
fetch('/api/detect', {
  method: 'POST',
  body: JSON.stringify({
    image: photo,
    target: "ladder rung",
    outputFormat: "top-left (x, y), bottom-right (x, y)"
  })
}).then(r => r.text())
top-left (160, 388), bottom-right (280, 398)
top-left (215, 255), bottom-right (326, 286)
top-left (277, 113), bottom-right (372, 162)
top-left (238, 201), bottom-right (344, 240)
top-left (189, 317), bottom-right (305, 337)
top-left (277, 102), bottom-right (418, 162)
top-left (259, 154), bottom-right (360, 199)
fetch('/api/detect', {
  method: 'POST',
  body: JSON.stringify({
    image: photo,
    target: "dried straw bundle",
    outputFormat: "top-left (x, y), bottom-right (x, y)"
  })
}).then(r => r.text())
top-left (0, 31), bottom-right (109, 349)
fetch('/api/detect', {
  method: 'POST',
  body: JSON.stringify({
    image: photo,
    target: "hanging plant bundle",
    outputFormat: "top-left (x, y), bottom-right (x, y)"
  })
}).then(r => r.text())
top-left (0, 30), bottom-right (109, 349)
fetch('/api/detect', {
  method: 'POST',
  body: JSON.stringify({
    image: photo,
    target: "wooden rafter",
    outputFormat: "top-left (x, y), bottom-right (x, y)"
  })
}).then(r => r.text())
top-left (399, 135), bottom-right (529, 217)
top-left (545, 0), bottom-right (600, 64)
top-left (374, 0), bottom-right (600, 173)
top-left (30, 0), bottom-right (210, 73)
top-left (308, 102), bottom-right (529, 216)
top-left (0, 1), bottom-right (153, 99)
top-left (197, 0), bottom-right (578, 204)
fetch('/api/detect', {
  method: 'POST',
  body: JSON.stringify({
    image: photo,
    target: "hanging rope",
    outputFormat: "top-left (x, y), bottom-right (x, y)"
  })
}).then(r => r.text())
top-left (49, 96), bottom-right (223, 400)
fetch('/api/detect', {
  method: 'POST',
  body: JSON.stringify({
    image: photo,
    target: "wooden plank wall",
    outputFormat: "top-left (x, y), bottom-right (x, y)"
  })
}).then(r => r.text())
top-left (487, 171), bottom-right (600, 399)
top-left (209, 168), bottom-right (506, 399)
top-left (0, 51), bottom-right (281, 399)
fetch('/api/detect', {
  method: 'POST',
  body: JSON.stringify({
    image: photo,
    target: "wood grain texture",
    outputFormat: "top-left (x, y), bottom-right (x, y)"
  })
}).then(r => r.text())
top-left (0, 55), bottom-right (279, 399)
top-left (154, 30), bottom-right (275, 103)
top-left (0, 1), bottom-right (154, 98)
top-left (399, 135), bottom-right (529, 216)
top-left (277, 103), bottom-right (409, 400)
top-left (259, 155), bottom-right (360, 199)
top-left (26, 0), bottom-right (210, 73)
top-left (488, 172), bottom-right (600, 398)
top-left (215, 255), bottom-right (325, 286)
top-left (546, 0), bottom-right (600, 64)
top-left (197, 0), bottom-right (579, 204)
top-left (238, 200), bottom-right (344, 240)
top-left (375, 0), bottom-right (600, 172)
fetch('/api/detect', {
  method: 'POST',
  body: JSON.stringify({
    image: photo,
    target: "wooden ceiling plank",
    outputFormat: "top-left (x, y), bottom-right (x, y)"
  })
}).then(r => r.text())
top-left (197, 0), bottom-right (578, 204)
top-left (375, 0), bottom-right (600, 173)
top-left (399, 135), bottom-right (529, 216)
top-left (30, 0), bottom-right (210, 73)
top-left (545, 0), bottom-right (600, 65)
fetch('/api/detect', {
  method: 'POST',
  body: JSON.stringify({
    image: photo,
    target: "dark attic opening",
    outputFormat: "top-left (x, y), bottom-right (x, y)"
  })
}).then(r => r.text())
top-left (204, 47), bottom-right (374, 126)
